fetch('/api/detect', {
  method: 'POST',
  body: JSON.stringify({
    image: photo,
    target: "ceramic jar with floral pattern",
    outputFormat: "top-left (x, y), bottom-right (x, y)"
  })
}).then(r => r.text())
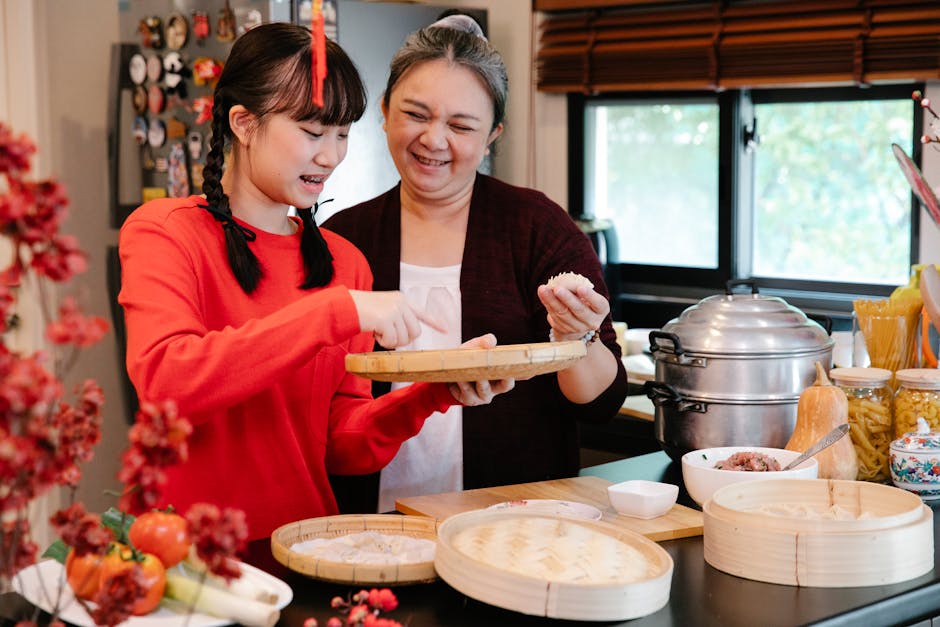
top-left (890, 417), bottom-right (940, 500)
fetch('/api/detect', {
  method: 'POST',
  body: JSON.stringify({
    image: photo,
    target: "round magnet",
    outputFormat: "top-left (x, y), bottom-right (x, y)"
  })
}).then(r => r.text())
top-left (147, 84), bottom-right (165, 114)
top-left (148, 118), bottom-right (167, 148)
top-left (132, 85), bottom-right (148, 115)
top-left (128, 53), bottom-right (147, 85)
top-left (146, 54), bottom-right (163, 83)
top-left (165, 13), bottom-right (189, 50)
top-left (132, 117), bottom-right (148, 146)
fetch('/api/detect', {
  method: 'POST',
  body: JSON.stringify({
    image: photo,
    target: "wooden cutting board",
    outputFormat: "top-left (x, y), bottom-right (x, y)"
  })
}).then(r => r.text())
top-left (396, 475), bottom-right (703, 542)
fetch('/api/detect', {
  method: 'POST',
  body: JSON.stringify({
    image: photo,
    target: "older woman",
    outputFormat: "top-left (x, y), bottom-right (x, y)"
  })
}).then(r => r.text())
top-left (324, 14), bottom-right (627, 513)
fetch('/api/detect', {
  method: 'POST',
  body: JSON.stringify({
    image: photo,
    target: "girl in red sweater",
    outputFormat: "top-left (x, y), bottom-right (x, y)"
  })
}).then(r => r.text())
top-left (118, 22), bottom-right (513, 541)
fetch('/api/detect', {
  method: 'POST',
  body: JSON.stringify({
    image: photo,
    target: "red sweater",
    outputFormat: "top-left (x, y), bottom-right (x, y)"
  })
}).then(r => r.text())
top-left (118, 196), bottom-right (455, 540)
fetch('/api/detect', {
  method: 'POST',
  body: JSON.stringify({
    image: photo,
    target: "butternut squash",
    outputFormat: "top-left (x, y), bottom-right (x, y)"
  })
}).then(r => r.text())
top-left (785, 362), bottom-right (858, 480)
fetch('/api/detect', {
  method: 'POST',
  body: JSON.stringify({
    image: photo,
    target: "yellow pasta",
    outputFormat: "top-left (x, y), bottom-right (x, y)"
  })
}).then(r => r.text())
top-left (844, 387), bottom-right (893, 482)
top-left (853, 298), bottom-right (921, 374)
top-left (894, 387), bottom-right (940, 438)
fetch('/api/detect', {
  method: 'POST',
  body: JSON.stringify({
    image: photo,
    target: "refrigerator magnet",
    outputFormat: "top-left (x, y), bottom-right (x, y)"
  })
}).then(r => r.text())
top-left (132, 117), bottom-right (148, 146)
top-left (146, 54), bottom-right (163, 83)
top-left (192, 11), bottom-right (210, 45)
top-left (147, 85), bottom-right (165, 115)
top-left (138, 16), bottom-right (164, 49)
top-left (132, 85), bottom-right (148, 115)
top-left (187, 131), bottom-right (203, 161)
top-left (148, 119), bottom-right (167, 149)
top-left (216, 1), bottom-right (235, 42)
top-left (190, 163), bottom-right (205, 192)
top-left (193, 58), bottom-right (223, 87)
top-left (168, 143), bottom-right (190, 198)
top-left (165, 13), bottom-right (189, 50)
top-left (192, 96), bottom-right (213, 125)
top-left (128, 53), bottom-right (147, 85)
top-left (166, 117), bottom-right (187, 140)
top-left (163, 52), bottom-right (190, 96)
top-left (239, 9), bottom-right (263, 35)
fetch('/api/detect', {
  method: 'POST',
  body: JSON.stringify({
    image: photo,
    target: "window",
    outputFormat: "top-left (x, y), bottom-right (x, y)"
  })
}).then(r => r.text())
top-left (571, 84), bottom-right (921, 320)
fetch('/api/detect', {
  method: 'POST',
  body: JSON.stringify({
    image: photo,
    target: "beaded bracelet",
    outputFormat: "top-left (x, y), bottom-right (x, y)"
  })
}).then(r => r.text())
top-left (549, 328), bottom-right (600, 345)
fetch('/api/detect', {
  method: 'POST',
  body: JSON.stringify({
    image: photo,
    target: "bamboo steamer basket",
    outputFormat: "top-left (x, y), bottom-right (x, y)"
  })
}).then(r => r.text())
top-left (703, 478), bottom-right (933, 587)
top-left (270, 514), bottom-right (438, 585)
top-left (345, 341), bottom-right (586, 382)
top-left (434, 509), bottom-right (673, 621)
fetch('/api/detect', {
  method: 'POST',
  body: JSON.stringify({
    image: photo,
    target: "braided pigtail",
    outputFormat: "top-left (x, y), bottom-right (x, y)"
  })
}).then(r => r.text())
top-left (202, 96), bottom-right (262, 294)
top-left (297, 203), bottom-right (334, 289)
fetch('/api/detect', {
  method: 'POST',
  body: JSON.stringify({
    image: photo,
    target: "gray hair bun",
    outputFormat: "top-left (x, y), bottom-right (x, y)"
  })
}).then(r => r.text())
top-left (430, 14), bottom-right (485, 40)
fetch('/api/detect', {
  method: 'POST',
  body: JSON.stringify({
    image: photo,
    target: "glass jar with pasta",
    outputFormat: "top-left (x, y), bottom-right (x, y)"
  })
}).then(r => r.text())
top-left (894, 369), bottom-right (940, 439)
top-left (831, 367), bottom-right (893, 482)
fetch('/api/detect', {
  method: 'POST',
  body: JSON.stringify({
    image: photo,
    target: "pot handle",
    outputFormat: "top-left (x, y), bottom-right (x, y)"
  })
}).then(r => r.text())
top-left (725, 279), bottom-right (759, 295)
top-left (644, 381), bottom-right (706, 413)
top-left (807, 313), bottom-right (833, 335)
top-left (644, 380), bottom-right (681, 406)
top-left (649, 330), bottom-right (684, 356)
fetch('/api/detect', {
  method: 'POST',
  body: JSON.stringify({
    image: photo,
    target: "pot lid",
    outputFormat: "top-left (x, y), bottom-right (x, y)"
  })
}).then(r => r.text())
top-left (891, 417), bottom-right (940, 452)
top-left (658, 281), bottom-right (833, 355)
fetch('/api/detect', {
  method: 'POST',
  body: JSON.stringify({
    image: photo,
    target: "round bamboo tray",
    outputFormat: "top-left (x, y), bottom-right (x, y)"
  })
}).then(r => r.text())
top-left (703, 478), bottom-right (934, 587)
top-left (434, 509), bottom-right (673, 621)
top-left (270, 514), bottom-right (439, 585)
top-left (344, 341), bottom-right (586, 382)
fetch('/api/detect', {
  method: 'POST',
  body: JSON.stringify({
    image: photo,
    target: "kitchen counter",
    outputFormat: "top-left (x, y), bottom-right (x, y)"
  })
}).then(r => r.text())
top-left (276, 454), bottom-right (940, 626)
top-left (4, 453), bottom-right (940, 627)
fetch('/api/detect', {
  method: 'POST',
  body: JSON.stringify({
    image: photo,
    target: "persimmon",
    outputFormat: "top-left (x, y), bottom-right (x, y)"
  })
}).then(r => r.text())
top-left (98, 544), bottom-right (166, 615)
top-left (129, 510), bottom-right (191, 568)
top-left (65, 549), bottom-right (104, 600)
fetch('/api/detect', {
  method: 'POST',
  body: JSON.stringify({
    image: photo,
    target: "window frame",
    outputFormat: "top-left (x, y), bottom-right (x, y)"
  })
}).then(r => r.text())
top-left (569, 83), bottom-right (924, 316)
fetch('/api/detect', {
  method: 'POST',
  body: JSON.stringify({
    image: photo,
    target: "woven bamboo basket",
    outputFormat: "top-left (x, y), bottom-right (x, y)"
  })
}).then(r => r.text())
top-left (434, 509), bottom-right (673, 622)
top-left (703, 478), bottom-right (933, 587)
top-left (344, 341), bottom-right (586, 382)
top-left (270, 514), bottom-right (439, 585)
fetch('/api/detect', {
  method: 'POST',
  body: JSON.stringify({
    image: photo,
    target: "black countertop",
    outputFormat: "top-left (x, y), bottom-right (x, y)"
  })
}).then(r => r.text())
top-left (4, 452), bottom-right (938, 627)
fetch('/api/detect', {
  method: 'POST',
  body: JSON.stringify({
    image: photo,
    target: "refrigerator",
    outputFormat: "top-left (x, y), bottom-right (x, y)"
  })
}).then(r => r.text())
top-left (106, 0), bottom-right (486, 418)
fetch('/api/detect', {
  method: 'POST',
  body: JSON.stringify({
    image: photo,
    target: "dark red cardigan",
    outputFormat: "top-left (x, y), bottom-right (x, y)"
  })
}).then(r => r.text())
top-left (323, 174), bottom-right (628, 510)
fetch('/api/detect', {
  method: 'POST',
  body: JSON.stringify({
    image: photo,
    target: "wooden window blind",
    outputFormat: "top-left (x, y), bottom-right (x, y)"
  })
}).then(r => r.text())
top-left (535, 0), bottom-right (940, 93)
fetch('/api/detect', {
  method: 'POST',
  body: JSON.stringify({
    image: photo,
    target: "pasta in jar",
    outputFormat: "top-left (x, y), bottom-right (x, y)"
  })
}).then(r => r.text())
top-left (894, 369), bottom-right (940, 439)
top-left (831, 368), bottom-right (893, 482)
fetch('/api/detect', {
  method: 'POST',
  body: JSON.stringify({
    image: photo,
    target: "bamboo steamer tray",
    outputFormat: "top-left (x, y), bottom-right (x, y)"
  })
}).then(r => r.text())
top-left (270, 514), bottom-right (438, 585)
top-left (703, 478), bottom-right (934, 587)
top-left (435, 509), bottom-right (673, 622)
top-left (345, 340), bottom-right (586, 382)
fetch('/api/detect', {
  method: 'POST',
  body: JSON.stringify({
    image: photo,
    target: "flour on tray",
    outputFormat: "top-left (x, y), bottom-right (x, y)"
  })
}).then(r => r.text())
top-left (290, 531), bottom-right (436, 565)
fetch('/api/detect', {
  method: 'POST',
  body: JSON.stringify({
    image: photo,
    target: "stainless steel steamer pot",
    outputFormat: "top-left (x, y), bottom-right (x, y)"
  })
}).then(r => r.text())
top-left (645, 281), bottom-right (834, 461)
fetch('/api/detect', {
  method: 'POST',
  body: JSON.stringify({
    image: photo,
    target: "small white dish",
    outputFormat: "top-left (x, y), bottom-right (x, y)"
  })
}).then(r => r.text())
top-left (607, 480), bottom-right (679, 519)
top-left (486, 499), bottom-right (602, 521)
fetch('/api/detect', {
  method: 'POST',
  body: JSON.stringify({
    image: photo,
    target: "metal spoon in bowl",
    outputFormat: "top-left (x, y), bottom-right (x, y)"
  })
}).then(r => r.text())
top-left (781, 423), bottom-right (851, 471)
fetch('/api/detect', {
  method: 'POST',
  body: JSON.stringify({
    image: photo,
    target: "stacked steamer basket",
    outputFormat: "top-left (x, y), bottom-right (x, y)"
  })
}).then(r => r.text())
top-left (434, 509), bottom-right (673, 622)
top-left (703, 478), bottom-right (933, 587)
top-left (646, 280), bottom-right (833, 461)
